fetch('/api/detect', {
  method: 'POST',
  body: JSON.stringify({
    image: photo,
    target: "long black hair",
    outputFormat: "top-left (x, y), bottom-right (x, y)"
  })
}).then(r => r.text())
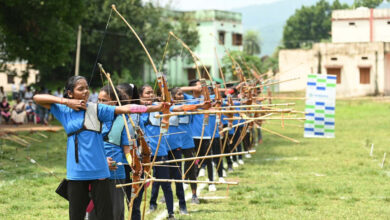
top-left (63, 76), bottom-right (87, 99)
top-left (117, 83), bottom-right (140, 105)
top-left (100, 85), bottom-right (117, 104)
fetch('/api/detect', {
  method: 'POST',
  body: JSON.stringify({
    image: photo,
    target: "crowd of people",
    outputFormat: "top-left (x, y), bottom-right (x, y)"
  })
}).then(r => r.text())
top-left (32, 75), bottom-right (263, 220)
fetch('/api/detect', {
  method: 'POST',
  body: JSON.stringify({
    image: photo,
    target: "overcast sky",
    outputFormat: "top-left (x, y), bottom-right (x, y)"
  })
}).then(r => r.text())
top-left (143, 0), bottom-right (281, 10)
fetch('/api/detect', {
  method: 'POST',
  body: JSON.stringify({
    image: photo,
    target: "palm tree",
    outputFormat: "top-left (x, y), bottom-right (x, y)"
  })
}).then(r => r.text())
top-left (243, 30), bottom-right (261, 56)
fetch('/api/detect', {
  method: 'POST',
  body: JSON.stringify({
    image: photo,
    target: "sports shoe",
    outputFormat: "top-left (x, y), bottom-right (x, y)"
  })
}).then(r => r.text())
top-left (245, 153), bottom-right (252, 158)
top-left (219, 177), bottom-right (226, 183)
top-left (179, 207), bottom-right (188, 215)
top-left (149, 204), bottom-right (157, 212)
top-left (208, 184), bottom-right (216, 192)
top-left (191, 195), bottom-right (200, 204)
top-left (167, 214), bottom-right (176, 220)
top-left (238, 159), bottom-right (244, 165)
top-left (198, 167), bottom-right (205, 177)
top-left (233, 162), bottom-right (239, 168)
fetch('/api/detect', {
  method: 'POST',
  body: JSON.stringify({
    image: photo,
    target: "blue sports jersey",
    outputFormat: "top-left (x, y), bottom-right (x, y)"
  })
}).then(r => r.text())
top-left (50, 103), bottom-right (115, 180)
top-left (102, 115), bottom-right (133, 180)
top-left (139, 112), bottom-right (168, 156)
top-left (183, 93), bottom-right (211, 139)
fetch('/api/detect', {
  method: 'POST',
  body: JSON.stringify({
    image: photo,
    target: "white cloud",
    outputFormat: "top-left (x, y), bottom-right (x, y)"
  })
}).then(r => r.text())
top-left (143, 0), bottom-right (281, 10)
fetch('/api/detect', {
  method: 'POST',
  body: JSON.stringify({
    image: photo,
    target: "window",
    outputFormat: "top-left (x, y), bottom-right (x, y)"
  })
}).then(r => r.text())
top-left (187, 68), bottom-right (196, 81)
top-left (361, 56), bottom-right (368, 60)
top-left (7, 74), bottom-right (15, 84)
top-left (349, 22), bottom-right (356, 26)
top-left (359, 67), bottom-right (370, 84)
top-left (331, 57), bottom-right (337, 61)
top-left (218, 31), bottom-right (225, 45)
top-left (326, 68), bottom-right (341, 84)
top-left (387, 21), bottom-right (390, 25)
top-left (232, 33), bottom-right (242, 46)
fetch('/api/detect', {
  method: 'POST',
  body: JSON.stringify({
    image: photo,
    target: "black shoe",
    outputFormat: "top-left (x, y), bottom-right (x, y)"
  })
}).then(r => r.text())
top-left (149, 204), bottom-right (157, 212)
top-left (167, 214), bottom-right (176, 220)
top-left (191, 195), bottom-right (200, 204)
top-left (180, 207), bottom-right (188, 215)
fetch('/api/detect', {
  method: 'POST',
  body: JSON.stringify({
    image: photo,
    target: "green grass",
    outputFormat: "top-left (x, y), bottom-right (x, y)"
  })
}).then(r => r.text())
top-left (1, 98), bottom-right (390, 219)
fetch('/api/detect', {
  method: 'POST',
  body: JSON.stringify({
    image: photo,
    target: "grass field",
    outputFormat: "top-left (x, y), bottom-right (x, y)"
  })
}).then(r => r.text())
top-left (1, 97), bottom-right (390, 219)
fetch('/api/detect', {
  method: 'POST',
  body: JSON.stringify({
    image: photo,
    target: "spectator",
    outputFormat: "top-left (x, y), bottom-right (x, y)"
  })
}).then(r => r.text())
top-left (11, 97), bottom-right (26, 125)
top-left (53, 87), bottom-right (63, 98)
top-left (19, 82), bottom-right (26, 99)
top-left (36, 86), bottom-right (49, 125)
top-left (0, 86), bottom-right (5, 101)
top-left (24, 86), bottom-right (34, 102)
top-left (88, 88), bottom-right (98, 103)
top-left (26, 100), bottom-right (36, 123)
top-left (0, 97), bottom-right (11, 124)
top-left (11, 82), bottom-right (18, 100)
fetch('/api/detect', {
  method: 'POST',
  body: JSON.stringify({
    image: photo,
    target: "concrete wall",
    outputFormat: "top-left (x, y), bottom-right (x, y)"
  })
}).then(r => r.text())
top-left (332, 8), bottom-right (390, 43)
top-left (0, 62), bottom-right (39, 92)
top-left (278, 49), bottom-right (315, 92)
top-left (278, 42), bottom-right (390, 97)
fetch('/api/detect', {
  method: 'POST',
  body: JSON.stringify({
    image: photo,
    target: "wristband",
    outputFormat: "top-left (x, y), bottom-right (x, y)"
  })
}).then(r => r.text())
top-left (129, 105), bottom-right (148, 113)
top-left (125, 153), bottom-right (133, 166)
top-left (182, 104), bottom-right (197, 111)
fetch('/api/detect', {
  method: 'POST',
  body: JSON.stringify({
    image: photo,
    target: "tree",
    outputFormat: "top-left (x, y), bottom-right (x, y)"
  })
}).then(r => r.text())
top-left (282, 0), bottom-right (349, 49)
top-left (0, 0), bottom-right (199, 87)
top-left (353, 0), bottom-right (384, 8)
top-left (0, 0), bottom-right (85, 80)
top-left (243, 30), bottom-right (261, 56)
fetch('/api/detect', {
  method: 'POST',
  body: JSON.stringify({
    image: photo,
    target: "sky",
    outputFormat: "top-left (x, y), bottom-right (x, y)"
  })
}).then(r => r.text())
top-left (143, 0), bottom-right (281, 10)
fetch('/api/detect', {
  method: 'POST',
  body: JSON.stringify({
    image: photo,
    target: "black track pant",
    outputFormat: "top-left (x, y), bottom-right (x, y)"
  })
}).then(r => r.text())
top-left (194, 139), bottom-right (213, 181)
top-left (68, 179), bottom-right (113, 220)
top-left (211, 137), bottom-right (224, 177)
top-left (182, 148), bottom-right (197, 192)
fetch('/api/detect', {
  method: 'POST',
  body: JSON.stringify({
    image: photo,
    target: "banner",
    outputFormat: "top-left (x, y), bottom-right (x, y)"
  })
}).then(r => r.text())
top-left (304, 74), bottom-right (336, 138)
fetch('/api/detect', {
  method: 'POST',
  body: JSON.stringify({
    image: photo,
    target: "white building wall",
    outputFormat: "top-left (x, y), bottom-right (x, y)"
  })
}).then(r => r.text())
top-left (332, 20), bottom-right (370, 43)
top-left (278, 42), bottom-right (390, 97)
top-left (332, 8), bottom-right (390, 43)
top-left (373, 19), bottom-right (390, 42)
top-left (0, 62), bottom-right (39, 92)
top-left (278, 49), bottom-right (315, 92)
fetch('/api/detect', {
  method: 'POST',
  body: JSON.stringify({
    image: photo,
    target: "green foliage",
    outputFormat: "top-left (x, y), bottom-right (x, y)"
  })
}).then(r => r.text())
top-left (282, 0), bottom-right (349, 49)
top-left (0, 0), bottom-right (85, 77)
top-left (243, 30), bottom-right (261, 56)
top-left (353, 0), bottom-right (384, 8)
top-left (0, 0), bottom-right (199, 88)
top-left (221, 50), bottom-right (278, 80)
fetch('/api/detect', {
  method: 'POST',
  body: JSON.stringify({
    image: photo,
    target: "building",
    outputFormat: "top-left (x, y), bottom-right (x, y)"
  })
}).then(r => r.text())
top-left (0, 61), bottom-right (39, 92)
top-left (278, 8), bottom-right (390, 97)
top-left (143, 10), bottom-right (243, 86)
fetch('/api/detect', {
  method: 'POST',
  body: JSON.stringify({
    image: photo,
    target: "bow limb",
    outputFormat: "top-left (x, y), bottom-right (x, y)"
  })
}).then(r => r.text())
top-left (98, 64), bottom-right (144, 213)
top-left (111, 6), bottom-right (170, 220)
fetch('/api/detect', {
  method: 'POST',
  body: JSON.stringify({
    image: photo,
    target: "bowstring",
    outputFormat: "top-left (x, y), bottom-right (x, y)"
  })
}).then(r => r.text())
top-left (89, 9), bottom-right (113, 85)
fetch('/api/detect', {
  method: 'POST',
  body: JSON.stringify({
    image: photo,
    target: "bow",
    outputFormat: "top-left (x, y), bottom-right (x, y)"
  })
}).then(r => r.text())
top-left (98, 64), bottom-right (145, 208)
top-left (111, 5), bottom-right (170, 220)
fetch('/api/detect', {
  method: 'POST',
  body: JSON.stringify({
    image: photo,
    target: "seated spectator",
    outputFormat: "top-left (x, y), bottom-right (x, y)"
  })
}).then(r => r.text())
top-left (26, 100), bottom-right (36, 123)
top-left (0, 97), bottom-right (11, 124)
top-left (24, 86), bottom-right (34, 102)
top-left (11, 97), bottom-right (26, 125)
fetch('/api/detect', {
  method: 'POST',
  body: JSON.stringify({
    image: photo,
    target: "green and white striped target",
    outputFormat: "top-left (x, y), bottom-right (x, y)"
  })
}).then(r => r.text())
top-left (304, 74), bottom-right (336, 138)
